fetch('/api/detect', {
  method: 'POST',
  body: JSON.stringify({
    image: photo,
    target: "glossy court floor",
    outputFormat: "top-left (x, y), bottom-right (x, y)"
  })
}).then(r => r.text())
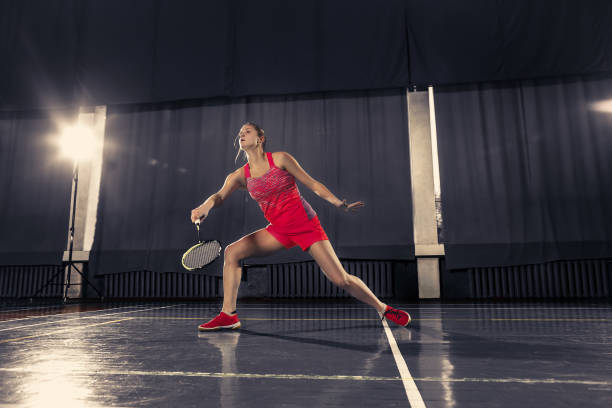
top-left (0, 301), bottom-right (610, 407)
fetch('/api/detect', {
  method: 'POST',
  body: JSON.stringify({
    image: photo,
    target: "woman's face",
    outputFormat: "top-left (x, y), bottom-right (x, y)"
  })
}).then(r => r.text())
top-left (238, 125), bottom-right (261, 149)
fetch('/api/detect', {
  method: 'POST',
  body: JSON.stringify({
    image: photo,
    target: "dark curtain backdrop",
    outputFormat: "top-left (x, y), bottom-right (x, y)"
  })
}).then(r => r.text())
top-left (0, 0), bottom-right (79, 110)
top-left (0, 109), bottom-right (76, 264)
top-left (0, 0), bottom-right (409, 110)
top-left (435, 74), bottom-right (612, 270)
top-left (2, 0), bottom-right (612, 110)
top-left (407, 0), bottom-right (612, 86)
top-left (90, 89), bottom-right (413, 276)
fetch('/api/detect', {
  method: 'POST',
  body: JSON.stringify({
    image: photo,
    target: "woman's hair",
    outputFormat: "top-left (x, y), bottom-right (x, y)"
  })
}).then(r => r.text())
top-left (234, 122), bottom-right (265, 163)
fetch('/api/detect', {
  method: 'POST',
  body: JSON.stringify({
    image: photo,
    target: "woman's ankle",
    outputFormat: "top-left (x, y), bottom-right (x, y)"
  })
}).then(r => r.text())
top-left (221, 307), bottom-right (237, 315)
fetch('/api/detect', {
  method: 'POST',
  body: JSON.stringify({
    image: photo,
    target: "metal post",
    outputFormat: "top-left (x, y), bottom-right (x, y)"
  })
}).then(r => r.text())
top-left (63, 161), bottom-right (79, 302)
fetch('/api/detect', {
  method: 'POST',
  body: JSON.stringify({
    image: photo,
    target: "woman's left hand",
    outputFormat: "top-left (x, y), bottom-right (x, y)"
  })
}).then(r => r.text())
top-left (338, 199), bottom-right (365, 212)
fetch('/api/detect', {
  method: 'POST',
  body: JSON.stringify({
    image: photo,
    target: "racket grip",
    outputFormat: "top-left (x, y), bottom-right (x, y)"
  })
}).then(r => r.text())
top-left (194, 220), bottom-right (201, 243)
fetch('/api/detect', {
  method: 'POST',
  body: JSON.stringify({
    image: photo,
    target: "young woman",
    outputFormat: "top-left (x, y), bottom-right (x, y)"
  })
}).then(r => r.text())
top-left (191, 123), bottom-right (410, 331)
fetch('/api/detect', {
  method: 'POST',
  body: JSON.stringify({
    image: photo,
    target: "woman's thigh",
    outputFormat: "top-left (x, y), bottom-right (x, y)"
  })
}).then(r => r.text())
top-left (226, 228), bottom-right (286, 262)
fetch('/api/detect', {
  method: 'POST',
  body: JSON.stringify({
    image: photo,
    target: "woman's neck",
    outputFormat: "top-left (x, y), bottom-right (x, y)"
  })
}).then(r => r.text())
top-left (246, 149), bottom-right (267, 167)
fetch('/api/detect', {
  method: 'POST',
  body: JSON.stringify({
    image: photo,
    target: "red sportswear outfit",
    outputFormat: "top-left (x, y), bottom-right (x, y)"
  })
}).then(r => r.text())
top-left (198, 153), bottom-right (412, 331)
top-left (244, 152), bottom-right (328, 251)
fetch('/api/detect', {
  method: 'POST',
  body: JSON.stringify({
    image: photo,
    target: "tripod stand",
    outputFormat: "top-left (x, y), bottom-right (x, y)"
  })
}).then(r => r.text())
top-left (30, 161), bottom-right (103, 302)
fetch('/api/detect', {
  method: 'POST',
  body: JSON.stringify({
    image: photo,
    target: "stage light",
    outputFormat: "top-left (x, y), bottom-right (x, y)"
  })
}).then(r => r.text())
top-left (58, 124), bottom-right (97, 161)
top-left (591, 99), bottom-right (612, 113)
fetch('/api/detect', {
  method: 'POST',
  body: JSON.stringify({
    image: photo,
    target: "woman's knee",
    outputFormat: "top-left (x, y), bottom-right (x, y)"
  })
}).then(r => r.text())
top-left (224, 243), bottom-right (243, 265)
top-left (331, 272), bottom-right (352, 289)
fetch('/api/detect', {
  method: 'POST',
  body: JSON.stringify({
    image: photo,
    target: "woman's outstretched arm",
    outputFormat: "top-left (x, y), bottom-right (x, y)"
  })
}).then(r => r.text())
top-left (190, 168), bottom-right (245, 223)
top-left (275, 152), bottom-right (364, 211)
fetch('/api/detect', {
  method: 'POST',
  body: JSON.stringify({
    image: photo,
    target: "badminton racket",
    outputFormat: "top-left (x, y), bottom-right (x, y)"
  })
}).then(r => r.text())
top-left (181, 220), bottom-right (222, 271)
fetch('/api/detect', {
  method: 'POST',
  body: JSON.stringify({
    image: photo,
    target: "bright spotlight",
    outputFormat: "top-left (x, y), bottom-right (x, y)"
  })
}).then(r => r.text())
top-left (591, 99), bottom-right (612, 113)
top-left (58, 124), bottom-right (96, 161)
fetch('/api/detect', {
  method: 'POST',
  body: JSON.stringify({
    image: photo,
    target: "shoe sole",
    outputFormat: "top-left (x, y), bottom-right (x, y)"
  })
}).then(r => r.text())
top-left (198, 321), bottom-right (241, 331)
top-left (389, 317), bottom-right (411, 327)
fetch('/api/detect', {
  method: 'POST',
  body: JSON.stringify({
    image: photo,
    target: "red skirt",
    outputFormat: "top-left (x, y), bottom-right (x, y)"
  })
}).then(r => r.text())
top-left (265, 216), bottom-right (329, 251)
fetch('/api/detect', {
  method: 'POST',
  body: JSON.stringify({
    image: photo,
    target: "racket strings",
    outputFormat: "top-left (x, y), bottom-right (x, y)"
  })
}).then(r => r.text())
top-left (184, 241), bottom-right (221, 269)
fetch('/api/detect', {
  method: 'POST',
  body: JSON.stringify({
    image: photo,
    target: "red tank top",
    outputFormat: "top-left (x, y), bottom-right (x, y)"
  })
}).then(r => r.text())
top-left (244, 152), bottom-right (317, 229)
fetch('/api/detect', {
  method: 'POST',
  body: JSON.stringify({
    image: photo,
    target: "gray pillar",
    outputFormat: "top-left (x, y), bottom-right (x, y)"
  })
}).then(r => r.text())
top-left (63, 106), bottom-right (106, 298)
top-left (407, 89), bottom-right (444, 299)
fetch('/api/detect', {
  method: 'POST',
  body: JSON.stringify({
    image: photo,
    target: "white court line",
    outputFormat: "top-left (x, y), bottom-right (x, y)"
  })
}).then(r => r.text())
top-left (389, 307), bottom-right (612, 310)
top-left (380, 317), bottom-right (426, 408)
top-left (3, 304), bottom-right (605, 322)
top-left (0, 367), bottom-right (607, 386)
top-left (0, 305), bottom-right (66, 313)
top-left (0, 305), bottom-right (180, 332)
top-left (0, 304), bottom-right (151, 325)
top-left (178, 307), bottom-right (373, 310)
top-left (180, 305), bottom-right (611, 311)
top-left (0, 318), bottom-right (134, 344)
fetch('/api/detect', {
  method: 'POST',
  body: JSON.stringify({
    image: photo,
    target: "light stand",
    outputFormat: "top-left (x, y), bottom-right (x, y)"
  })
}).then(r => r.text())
top-left (30, 125), bottom-right (104, 303)
top-left (62, 160), bottom-right (103, 302)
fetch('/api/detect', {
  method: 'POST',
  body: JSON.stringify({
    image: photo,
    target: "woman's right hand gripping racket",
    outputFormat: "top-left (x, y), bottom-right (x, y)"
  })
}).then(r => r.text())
top-left (181, 220), bottom-right (222, 271)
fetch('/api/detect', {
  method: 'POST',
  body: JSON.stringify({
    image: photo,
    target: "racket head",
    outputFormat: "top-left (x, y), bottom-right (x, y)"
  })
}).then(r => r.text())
top-left (181, 240), bottom-right (222, 271)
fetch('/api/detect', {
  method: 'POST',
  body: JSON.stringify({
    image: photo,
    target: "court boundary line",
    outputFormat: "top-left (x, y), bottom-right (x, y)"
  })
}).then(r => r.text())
top-left (59, 316), bottom-right (608, 323)
top-left (177, 306), bottom-right (612, 310)
top-left (380, 317), bottom-right (426, 408)
top-left (0, 305), bottom-right (181, 333)
top-left (0, 304), bottom-right (157, 325)
top-left (0, 305), bottom-right (67, 313)
top-left (0, 367), bottom-right (604, 386)
top-left (0, 317), bottom-right (133, 344)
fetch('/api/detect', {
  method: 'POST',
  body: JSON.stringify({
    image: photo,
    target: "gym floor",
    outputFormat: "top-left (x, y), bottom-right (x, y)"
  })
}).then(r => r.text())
top-left (0, 301), bottom-right (610, 407)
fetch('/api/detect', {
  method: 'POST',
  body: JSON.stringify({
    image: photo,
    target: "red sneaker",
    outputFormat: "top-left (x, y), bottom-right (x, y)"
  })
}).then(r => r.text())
top-left (381, 305), bottom-right (411, 327)
top-left (198, 312), bottom-right (241, 331)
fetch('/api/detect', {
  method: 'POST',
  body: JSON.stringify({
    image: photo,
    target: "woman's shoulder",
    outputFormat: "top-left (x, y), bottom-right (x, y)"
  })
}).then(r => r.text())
top-left (270, 151), bottom-right (290, 167)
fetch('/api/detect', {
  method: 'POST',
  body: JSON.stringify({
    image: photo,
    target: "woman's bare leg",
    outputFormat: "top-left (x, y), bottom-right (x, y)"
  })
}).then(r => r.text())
top-left (221, 228), bottom-right (285, 314)
top-left (308, 240), bottom-right (386, 314)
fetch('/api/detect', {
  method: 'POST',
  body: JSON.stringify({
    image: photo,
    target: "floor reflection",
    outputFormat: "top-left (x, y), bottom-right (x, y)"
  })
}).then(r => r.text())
top-left (18, 338), bottom-right (94, 407)
top-left (198, 331), bottom-right (241, 408)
